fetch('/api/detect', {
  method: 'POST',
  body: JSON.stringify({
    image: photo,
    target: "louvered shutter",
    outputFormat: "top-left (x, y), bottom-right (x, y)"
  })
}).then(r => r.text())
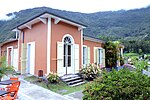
top-left (74, 44), bottom-right (79, 73)
top-left (57, 42), bottom-right (64, 76)
top-left (94, 47), bottom-right (98, 64)
top-left (21, 43), bottom-right (27, 74)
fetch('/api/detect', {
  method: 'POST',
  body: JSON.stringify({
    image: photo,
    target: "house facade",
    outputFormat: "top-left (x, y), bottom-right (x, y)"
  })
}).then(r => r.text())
top-left (0, 39), bottom-right (18, 71)
top-left (0, 12), bottom-right (105, 76)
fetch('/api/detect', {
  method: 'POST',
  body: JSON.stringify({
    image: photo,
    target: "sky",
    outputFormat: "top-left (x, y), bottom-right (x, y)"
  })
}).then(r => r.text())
top-left (0, 0), bottom-right (150, 20)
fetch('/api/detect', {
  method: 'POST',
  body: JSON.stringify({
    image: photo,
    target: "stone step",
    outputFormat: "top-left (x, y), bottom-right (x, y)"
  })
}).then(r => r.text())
top-left (61, 74), bottom-right (85, 87)
top-left (67, 79), bottom-right (83, 85)
top-left (62, 76), bottom-right (81, 82)
top-left (69, 81), bottom-right (85, 87)
top-left (61, 74), bottom-right (79, 80)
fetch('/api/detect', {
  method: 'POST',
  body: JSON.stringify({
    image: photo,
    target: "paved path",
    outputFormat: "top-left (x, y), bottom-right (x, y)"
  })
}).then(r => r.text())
top-left (17, 78), bottom-right (83, 100)
top-left (17, 78), bottom-right (71, 100)
top-left (65, 90), bottom-right (83, 100)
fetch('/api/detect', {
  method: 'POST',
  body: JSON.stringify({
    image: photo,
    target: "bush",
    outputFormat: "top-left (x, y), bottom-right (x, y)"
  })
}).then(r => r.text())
top-left (0, 56), bottom-right (14, 81)
top-left (134, 60), bottom-right (148, 71)
top-left (79, 64), bottom-right (101, 81)
top-left (46, 72), bottom-right (59, 83)
top-left (83, 69), bottom-right (150, 100)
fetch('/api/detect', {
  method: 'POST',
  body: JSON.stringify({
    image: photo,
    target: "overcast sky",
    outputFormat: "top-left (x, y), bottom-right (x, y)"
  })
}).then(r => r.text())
top-left (0, 0), bottom-right (150, 20)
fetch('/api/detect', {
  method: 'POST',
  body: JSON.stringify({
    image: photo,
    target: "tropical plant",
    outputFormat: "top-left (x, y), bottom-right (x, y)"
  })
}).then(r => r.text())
top-left (46, 72), bottom-right (59, 83)
top-left (79, 64), bottom-right (101, 81)
top-left (83, 68), bottom-right (150, 100)
top-left (0, 56), bottom-right (14, 81)
top-left (134, 60), bottom-right (149, 71)
top-left (104, 41), bottom-right (121, 68)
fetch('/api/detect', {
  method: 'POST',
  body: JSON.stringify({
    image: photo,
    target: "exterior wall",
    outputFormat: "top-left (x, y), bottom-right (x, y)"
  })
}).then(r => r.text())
top-left (51, 19), bottom-right (82, 73)
top-left (83, 40), bottom-right (104, 64)
top-left (19, 21), bottom-right (47, 75)
top-left (0, 40), bottom-right (18, 56)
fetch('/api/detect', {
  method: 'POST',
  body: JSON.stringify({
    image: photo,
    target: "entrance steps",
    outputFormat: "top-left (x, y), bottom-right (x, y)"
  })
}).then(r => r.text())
top-left (60, 74), bottom-right (85, 87)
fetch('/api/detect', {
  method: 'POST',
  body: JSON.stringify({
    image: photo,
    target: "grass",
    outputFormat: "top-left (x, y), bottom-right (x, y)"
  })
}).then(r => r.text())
top-left (24, 76), bottom-right (86, 95)
top-left (124, 53), bottom-right (139, 57)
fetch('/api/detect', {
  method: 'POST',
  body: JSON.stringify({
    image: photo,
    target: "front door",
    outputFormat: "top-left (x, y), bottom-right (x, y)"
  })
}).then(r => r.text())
top-left (26, 42), bottom-right (35, 75)
top-left (26, 44), bottom-right (31, 74)
top-left (63, 36), bottom-right (74, 74)
top-left (64, 43), bottom-right (72, 74)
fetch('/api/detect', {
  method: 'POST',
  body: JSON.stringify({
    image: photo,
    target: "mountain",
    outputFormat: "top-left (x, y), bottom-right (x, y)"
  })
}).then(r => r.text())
top-left (0, 6), bottom-right (150, 43)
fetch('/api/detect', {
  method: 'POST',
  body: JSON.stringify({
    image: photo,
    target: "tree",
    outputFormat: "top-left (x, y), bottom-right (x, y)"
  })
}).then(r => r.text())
top-left (104, 41), bottom-right (121, 68)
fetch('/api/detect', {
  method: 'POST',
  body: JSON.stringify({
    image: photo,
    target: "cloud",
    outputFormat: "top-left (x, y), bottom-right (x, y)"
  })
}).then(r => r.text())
top-left (0, 13), bottom-right (16, 20)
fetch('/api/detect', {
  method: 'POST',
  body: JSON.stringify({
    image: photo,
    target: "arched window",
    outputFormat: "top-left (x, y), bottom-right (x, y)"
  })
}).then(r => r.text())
top-left (63, 36), bottom-right (72, 74)
top-left (64, 36), bottom-right (72, 44)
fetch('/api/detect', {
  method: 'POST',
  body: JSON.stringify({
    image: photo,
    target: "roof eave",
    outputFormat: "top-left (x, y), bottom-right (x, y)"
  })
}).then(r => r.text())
top-left (12, 12), bottom-right (87, 31)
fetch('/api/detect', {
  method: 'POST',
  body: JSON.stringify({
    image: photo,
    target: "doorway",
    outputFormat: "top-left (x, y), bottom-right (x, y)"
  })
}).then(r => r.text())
top-left (26, 42), bottom-right (35, 75)
top-left (63, 36), bottom-right (73, 74)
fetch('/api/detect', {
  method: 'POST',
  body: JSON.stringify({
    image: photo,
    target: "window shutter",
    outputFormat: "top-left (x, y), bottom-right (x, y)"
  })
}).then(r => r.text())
top-left (94, 47), bottom-right (98, 64)
top-left (87, 47), bottom-right (90, 65)
top-left (74, 44), bottom-right (79, 73)
top-left (57, 42), bottom-right (64, 76)
top-left (102, 49), bottom-right (105, 67)
top-left (21, 43), bottom-right (27, 74)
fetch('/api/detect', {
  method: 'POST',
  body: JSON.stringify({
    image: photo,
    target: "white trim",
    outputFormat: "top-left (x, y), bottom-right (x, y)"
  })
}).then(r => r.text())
top-left (17, 13), bottom-right (86, 30)
top-left (47, 17), bottom-right (51, 74)
top-left (54, 18), bottom-right (61, 24)
top-left (18, 31), bottom-right (20, 69)
top-left (39, 17), bottom-right (47, 24)
top-left (62, 34), bottom-right (75, 44)
top-left (81, 29), bottom-right (83, 65)
top-left (15, 31), bottom-right (18, 39)
top-left (94, 47), bottom-right (103, 67)
top-left (6, 46), bottom-right (13, 66)
top-left (82, 45), bottom-right (87, 66)
top-left (62, 34), bottom-right (76, 74)
top-left (78, 27), bottom-right (82, 31)
top-left (42, 13), bottom-right (86, 28)
top-left (83, 36), bottom-right (105, 43)
top-left (24, 24), bottom-right (32, 29)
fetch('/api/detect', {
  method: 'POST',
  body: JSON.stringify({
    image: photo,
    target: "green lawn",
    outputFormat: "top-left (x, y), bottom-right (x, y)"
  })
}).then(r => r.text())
top-left (124, 53), bottom-right (139, 57)
top-left (24, 76), bottom-right (86, 95)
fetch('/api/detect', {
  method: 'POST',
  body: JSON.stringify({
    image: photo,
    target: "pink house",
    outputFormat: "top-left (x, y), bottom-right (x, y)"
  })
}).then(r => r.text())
top-left (0, 11), bottom-right (105, 76)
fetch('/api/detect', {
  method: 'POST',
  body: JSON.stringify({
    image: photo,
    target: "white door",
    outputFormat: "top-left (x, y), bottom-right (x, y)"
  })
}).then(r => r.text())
top-left (13, 49), bottom-right (18, 71)
top-left (26, 42), bottom-right (35, 75)
top-left (63, 43), bottom-right (73, 74)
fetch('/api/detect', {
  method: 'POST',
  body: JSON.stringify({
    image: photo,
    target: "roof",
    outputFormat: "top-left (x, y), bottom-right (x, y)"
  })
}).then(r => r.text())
top-left (13, 11), bottom-right (87, 30)
top-left (0, 39), bottom-right (18, 47)
top-left (83, 34), bottom-right (105, 43)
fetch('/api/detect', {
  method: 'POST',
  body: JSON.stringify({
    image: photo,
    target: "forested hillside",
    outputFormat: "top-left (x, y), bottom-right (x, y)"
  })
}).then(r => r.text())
top-left (0, 7), bottom-right (150, 53)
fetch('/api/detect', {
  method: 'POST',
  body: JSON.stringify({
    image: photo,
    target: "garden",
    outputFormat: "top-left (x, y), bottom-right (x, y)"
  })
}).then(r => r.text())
top-left (0, 41), bottom-right (150, 99)
top-left (82, 41), bottom-right (150, 100)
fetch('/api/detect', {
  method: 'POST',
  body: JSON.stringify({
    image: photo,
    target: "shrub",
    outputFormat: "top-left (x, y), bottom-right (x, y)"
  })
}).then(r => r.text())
top-left (134, 60), bottom-right (148, 71)
top-left (46, 72), bottom-right (59, 83)
top-left (0, 56), bottom-right (14, 81)
top-left (83, 69), bottom-right (150, 100)
top-left (79, 64), bottom-right (101, 81)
